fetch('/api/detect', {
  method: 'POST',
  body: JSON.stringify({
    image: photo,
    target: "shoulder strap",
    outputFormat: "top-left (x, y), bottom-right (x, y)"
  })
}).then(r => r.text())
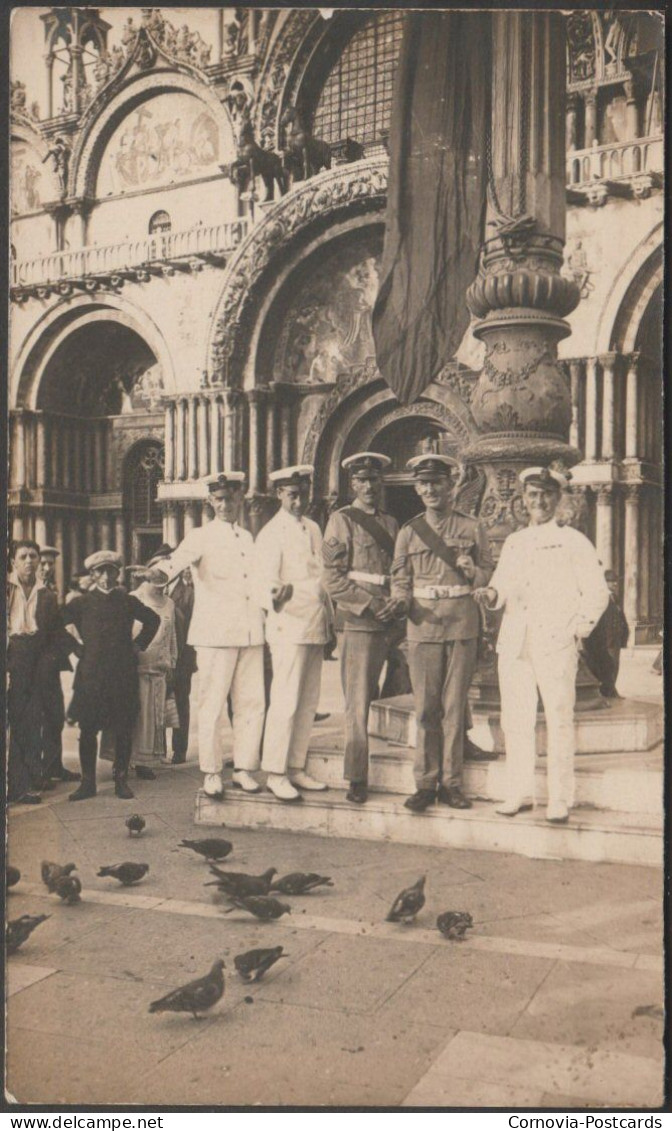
top-left (341, 507), bottom-right (395, 558)
top-left (408, 516), bottom-right (461, 570)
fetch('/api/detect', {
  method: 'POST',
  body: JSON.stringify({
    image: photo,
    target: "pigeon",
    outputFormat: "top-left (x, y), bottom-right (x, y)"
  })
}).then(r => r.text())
top-left (41, 860), bottom-right (77, 893)
top-left (7, 914), bottom-right (50, 954)
top-left (270, 872), bottom-right (333, 895)
top-left (234, 946), bottom-right (287, 982)
top-left (149, 959), bottom-right (225, 1020)
top-left (97, 862), bottom-right (149, 886)
top-left (222, 894), bottom-right (291, 921)
top-left (386, 876), bottom-right (426, 924)
top-left (54, 874), bottom-right (82, 904)
top-left (205, 866), bottom-right (277, 898)
top-left (436, 911), bottom-right (473, 941)
top-left (6, 865), bottom-right (21, 889)
top-left (179, 838), bottom-right (233, 862)
top-left (126, 814), bottom-right (146, 837)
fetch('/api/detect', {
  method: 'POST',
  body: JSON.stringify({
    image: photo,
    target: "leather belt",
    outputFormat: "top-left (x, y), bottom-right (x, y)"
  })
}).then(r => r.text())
top-left (413, 585), bottom-right (471, 599)
top-left (348, 570), bottom-right (389, 587)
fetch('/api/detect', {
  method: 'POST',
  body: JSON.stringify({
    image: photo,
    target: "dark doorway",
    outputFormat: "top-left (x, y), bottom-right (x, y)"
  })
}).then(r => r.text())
top-left (384, 482), bottom-right (421, 527)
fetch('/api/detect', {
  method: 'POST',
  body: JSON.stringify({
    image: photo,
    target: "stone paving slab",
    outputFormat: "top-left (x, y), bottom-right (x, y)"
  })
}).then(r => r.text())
top-left (8, 963), bottom-right (58, 997)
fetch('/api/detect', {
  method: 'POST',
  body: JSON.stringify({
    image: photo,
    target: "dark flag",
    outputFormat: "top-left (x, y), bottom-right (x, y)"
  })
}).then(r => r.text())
top-left (373, 12), bottom-right (491, 405)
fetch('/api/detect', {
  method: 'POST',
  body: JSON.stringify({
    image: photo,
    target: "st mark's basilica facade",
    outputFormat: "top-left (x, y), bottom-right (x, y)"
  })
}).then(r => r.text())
top-left (9, 7), bottom-right (664, 643)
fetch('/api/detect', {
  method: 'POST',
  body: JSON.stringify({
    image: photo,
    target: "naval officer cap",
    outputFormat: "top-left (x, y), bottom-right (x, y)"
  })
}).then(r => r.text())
top-left (407, 454), bottom-right (459, 479)
top-left (84, 550), bottom-right (123, 572)
top-left (519, 466), bottom-right (568, 491)
top-left (203, 471), bottom-right (246, 495)
top-left (342, 452), bottom-right (391, 478)
top-left (269, 464), bottom-right (313, 487)
top-left (39, 545), bottom-right (60, 559)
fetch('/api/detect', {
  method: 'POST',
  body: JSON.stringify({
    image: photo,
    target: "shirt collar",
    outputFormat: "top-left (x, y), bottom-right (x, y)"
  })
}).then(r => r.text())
top-left (8, 572), bottom-right (44, 594)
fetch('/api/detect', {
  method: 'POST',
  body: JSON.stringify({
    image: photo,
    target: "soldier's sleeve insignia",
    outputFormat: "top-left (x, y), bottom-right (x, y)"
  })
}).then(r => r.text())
top-left (322, 537), bottom-right (347, 565)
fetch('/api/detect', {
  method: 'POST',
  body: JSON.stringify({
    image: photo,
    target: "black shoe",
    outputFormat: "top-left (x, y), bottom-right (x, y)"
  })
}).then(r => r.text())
top-left (171, 754), bottom-right (186, 765)
top-left (135, 766), bottom-right (156, 780)
top-left (464, 738), bottom-right (499, 762)
top-left (404, 788), bottom-right (436, 813)
top-left (51, 767), bottom-right (81, 782)
top-left (314, 712), bottom-right (331, 723)
top-left (69, 781), bottom-right (97, 802)
top-left (115, 778), bottom-right (135, 800)
top-left (346, 782), bottom-right (368, 804)
top-left (437, 785), bottom-right (472, 809)
top-left (12, 793), bottom-right (42, 805)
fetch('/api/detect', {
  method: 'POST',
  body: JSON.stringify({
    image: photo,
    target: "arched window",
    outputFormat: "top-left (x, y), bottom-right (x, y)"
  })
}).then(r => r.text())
top-left (129, 442), bottom-right (164, 528)
top-left (312, 12), bottom-right (406, 147)
top-left (149, 210), bottom-right (171, 234)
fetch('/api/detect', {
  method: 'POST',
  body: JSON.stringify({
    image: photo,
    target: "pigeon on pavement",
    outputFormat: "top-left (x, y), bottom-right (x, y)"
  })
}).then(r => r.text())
top-left (205, 866), bottom-right (277, 898)
top-left (223, 894), bottom-right (291, 921)
top-left (149, 959), bottom-right (225, 1020)
top-left (270, 872), bottom-right (333, 895)
top-left (436, 911), bottom-right (473, 941)
top-left (97, 862), bottom-right (149, 886)
top-left (179, 838), bottom-right (233, 862)
top-left (6, 865), bottom-right (21, 889)
top-left (41, 861), bottom-right (77, 893)
top-left (54, 875), bottom-right (82, 904)
top-left (126, 814), bottom-right (146, 837)
top-left (234, 946), bottom-right (287, 982)
top-left (7, 914), bottom-right (51, 954)
top-left (386, 876), bottom-right (426, 923)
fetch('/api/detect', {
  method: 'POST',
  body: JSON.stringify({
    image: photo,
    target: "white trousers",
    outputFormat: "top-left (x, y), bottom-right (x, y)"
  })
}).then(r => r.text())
top-left (498, 639), bottom-right (579, 808)
top-left (261, 643), bottom-right (323, 776)
top-left (195, 646), bottom-right (265, 775)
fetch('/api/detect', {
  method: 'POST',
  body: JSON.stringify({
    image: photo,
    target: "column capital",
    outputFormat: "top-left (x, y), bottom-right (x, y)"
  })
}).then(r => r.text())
top-left (626, 350), bottom-right (641, 373)
top-left (596, 484), bottom-right (614, 505)
top-left (598, 351), bottom-right (619, 371)
top-left (624, 483), bottom-right (641, 505)
top-left (246, 387), bottom-right (268, 404)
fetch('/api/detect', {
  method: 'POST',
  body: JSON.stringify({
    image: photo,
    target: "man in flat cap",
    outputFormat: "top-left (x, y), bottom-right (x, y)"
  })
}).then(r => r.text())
top-left (254, 465), bottom-right (331, 801)
top-left (322, 452), bottom-right (404, 804)
top-left (474, 467), bottom-right (609, 823)
top-left (167, 472), bottom-right (266, 800)
top-left (391, 455), bottom-right (494, 812)
top-left (36, 545), bottom-right (80, 786)
top-left (38, 545), bottom-right (59, 591)
top-left (63, 551), bottom-right (160, 801)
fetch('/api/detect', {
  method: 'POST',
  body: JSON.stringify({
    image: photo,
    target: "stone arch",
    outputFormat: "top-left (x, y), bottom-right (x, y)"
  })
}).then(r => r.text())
top-left (254, 8), bottom-right (322, 148)
top-left (595, 223), bottom-right (663, 354)
top-left (70, 68), bottom-right (234, 199)
top-left (207, 157), bottom-right (388, 385)
top-left (12, 293), bottom-right (176, 410)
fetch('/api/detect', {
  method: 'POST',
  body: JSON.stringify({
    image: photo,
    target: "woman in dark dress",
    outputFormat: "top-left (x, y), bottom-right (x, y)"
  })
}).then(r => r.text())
top-left (63, 551), bottom-right (160, 801)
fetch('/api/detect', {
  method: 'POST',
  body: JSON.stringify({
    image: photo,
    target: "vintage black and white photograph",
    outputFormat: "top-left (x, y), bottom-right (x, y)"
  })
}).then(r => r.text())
top-left (5, 3), bottom-right (666, 1110)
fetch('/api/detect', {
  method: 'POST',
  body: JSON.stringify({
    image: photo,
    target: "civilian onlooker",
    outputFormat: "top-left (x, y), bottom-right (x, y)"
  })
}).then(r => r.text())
top-left (582, 569), bottom-right (629, 699)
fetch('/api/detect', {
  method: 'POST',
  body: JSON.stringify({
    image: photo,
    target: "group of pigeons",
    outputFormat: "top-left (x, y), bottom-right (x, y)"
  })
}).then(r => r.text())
top-left (6, 825), bottom-right (474, 1022)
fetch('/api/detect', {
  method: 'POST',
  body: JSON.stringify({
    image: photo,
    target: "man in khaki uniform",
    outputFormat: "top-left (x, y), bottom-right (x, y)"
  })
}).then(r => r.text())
top-left (391, 455), bottom-right (494, 812)
top-left (322, 452), bottom-right (403, 804)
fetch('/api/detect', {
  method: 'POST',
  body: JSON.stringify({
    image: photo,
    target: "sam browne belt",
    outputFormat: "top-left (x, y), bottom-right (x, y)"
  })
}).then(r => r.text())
top-left (348, 570), bottom-right (389, 587)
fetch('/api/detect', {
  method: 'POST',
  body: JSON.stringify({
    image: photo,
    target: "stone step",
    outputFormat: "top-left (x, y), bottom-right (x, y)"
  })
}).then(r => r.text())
top-left (195, 789), bottom-right (662, 868)
top-left (305, 741), bottom-right (663, 814)
top-left (369, 696), bottom-right (663, 756)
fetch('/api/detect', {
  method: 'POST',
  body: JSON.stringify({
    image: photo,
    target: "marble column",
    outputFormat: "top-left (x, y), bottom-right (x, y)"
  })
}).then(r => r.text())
top-left (187, 397), bottom-right (198, 479)
top-left (85, 516), bottom-right (97, 556)
top-left (568, 359), bottom-right (582, 450)
top-left (198, 397), bottom-right (209, 481)
top-left (595, 485), bottom-right (614, 570)
top-left (95, 422), bottom-right (106, 493)
top-left (280, 401), bottom-right (293, 467)
top-left (13, 413), bottom-right (26, 489)
top-left (164, 402), bottom-right (175, 482)
top-left (35, 513), bottom-right (48, 549)
top-left (53, 515), bottom-right (65, 595)
top-left (210, 396), bottom-right (223, 475)
top-left (625, 352), bottom-right (640, 459)
top-left (175, 399), bottom-right (187, 481)
top-left (265, 389), bottom-right (276, 482)
top-left (247, 391), bottom-right (263, 492)
top-left (584, 357), bottom-right (598, 460)
top-left (163, 503), bottom-right (180, 547)
top-left (36, 415), bottom-right (47, 489)
top-left (183, 501), bottom-right (199, 535)
top-left (88, 431), bottom-right (97, 493)
top-left (62, 419), bottom-right (72, 491)
top-left (584, 92), bottom-right (597, 147)
top-left (223, 393), bottom-right (236, 471)
top-left (51, 419), bottom-right (61, 490)
top-left (100, 513), bottom-right (113, 551)
top-left (600, 353), bottom-right (617, 460)
top-left (71, 420), bottom-right (81, 491)
top-left (69, 517), bottom-right (80, 578)
top-left (11, 513), bottom-right (24, 540)
top-left (624, 80), bottom-right (640, 141)
top-left (623, 484), bottom-right (640, 644)
top-left (566, 92), bottom-right (580, 152)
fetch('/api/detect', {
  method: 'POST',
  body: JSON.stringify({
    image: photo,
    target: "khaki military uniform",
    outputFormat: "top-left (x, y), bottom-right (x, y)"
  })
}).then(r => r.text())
top-left (322, 504), bottom-right (400, 784)
top-left (391, 509), bottom-right (493, 790)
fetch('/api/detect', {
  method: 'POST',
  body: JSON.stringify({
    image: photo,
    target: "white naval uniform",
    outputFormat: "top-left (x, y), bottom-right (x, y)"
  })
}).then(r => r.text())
top-left (490, 519), bottom-right (609, 808)
top-left (254, 508), bottom-right (331, 776)
top-left (169, 519), bottom-right (265, 775)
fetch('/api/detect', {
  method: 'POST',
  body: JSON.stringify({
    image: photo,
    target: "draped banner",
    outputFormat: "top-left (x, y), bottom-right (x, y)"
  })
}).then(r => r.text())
top-left (372, 12), bottom-right (491, 405)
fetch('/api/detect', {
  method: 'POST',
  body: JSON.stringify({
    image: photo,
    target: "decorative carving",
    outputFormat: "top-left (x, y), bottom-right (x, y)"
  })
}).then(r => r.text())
top-left (586, 183), bottom-right (609, 207)
top-left (567, 12), bottom-right (596, 83)
top-left (41, 136), bottom-right (71, 197)
top-left (434, 364), bottom-right (477, 406)
top-left (225, 80), bottom-right (286, 202)
top-left (467, 266), bottom-right (579, 320)
top-left (255, 9), bottom-right (319, 149)
top-left (631, 174), bottom-right (655, 200)
top-left (11, 81), bottom-right (40, 123)
top-left (562, 238), bottom-right (594, 300)
top-left (452, 464), bottom-right (487, 517)
top-left (281, 107), bottom-right (332, 184)
top-left (470, 328), bottom-right (572, 442)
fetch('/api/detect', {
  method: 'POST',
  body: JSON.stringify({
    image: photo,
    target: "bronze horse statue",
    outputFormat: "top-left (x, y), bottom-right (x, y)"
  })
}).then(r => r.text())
top-left (281, 107), bottom-right (332, 183)
top-left (229, 118), bottom-right (287, 202)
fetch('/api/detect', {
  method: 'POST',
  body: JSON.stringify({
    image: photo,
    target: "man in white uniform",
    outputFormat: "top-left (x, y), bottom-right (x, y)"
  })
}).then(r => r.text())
top-left (254, 465), bottom-right (331, 802)
top-left (168, 472), bottom-right (265, 800)
top-left (474, 467), bottom-right (609, 824)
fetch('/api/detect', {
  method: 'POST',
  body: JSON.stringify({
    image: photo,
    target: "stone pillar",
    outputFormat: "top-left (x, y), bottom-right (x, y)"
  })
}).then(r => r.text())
top-left (584, 357), bottom-right (598, 460)
top-left (14, 413), bottom-right (26, 489)
top-left (625, 352), bottom-right (640, 459)
top-left (223, 393), bottom-right (237, 471)
top-left (53, 515), bottom-right (65, 595)
top-left (69, 517), bottom-right (80, 577)
top-left (71, 420), bottom-right (81, 489)
top-left (88, 431), bottom-right (97, 493)
top-left (35, 513), bottom-right (48, 549)
top-left (11, 513), bottom-right (24, 540)
top-left (623, 485), bottom-right (640, 644)
top-left (279, 399), bottom-right (293, 467)
top-left (62, 419), bottom-right (72, 491)
top-left (100, 513), bottom-right (113, 551)
top-left (95, 421), bottom-right (106, 492)
top-left (175, 399), bottom-right (187, 481)
top-left (265, 389), bottom-right (276, 481)
top-left (164, 502), bottom-right (180, 547)
top-left (183, 501), bottom-right (199, 535)
top-left (247, 390), bottom-right (263, 492)
top-left (187, 397), bottom-right (198, 479)
top-left (624, 80), bottom-right (640, 141)
top-left (85, 516), bottom-right (97, 556)
top-left (566, 92), bottom-right (579, 151)
top-left (210, 396), bottom-right (223, 475)
top-left (35, 415), bottom-right (47, 488)
top-left (198, 397), bottom-right (209, 481)
top-left (114, 512), bottom-right (127, 563)
top-left (600, 353), bottom-right (617, 460)
top-left (51, 419), bottom-right (61, 490)
top-left (568, 359), bottom-right (582, 451)
top-left (164, 401), bottom-right (175, 482)
top-left (584, 92), bottom-right (597, 147)
top-left (595, 485), bottom-right (614, 570)
top-left (45, 52), bottom-right (54, 119)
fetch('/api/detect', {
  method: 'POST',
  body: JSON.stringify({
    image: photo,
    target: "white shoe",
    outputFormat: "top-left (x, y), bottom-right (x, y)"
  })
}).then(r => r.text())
top-left (495, 798), bottom-right (533, 817)
top-left (266, 774), bottom-right (302, 802)
top-left (203, 773), bottom-right (224, 798)
top-left (231, 770), bottom-right (261, 794)
top-left (290, 770), bottom-right (328, 792)
top-left (546, 802), bottom-right (570, 824)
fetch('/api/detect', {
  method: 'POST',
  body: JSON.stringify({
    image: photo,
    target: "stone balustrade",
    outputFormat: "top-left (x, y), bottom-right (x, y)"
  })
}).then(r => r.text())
top-left (566, 134), bottom-right (663, 193)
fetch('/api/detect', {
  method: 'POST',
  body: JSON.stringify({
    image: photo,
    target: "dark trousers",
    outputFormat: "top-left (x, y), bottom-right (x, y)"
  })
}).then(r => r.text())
top-left (408, 638), bottom-right (478, 790)
top-left (7, 636), bottom-right (43, 800)
top-left (171, 663), bottom-right (194, 758)
top-left (79, 725), bottom-right (132, 782)
top-left (39, 668), bottom-right (66, 776)
top-left (340, 630), bottom-right (392, 784)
